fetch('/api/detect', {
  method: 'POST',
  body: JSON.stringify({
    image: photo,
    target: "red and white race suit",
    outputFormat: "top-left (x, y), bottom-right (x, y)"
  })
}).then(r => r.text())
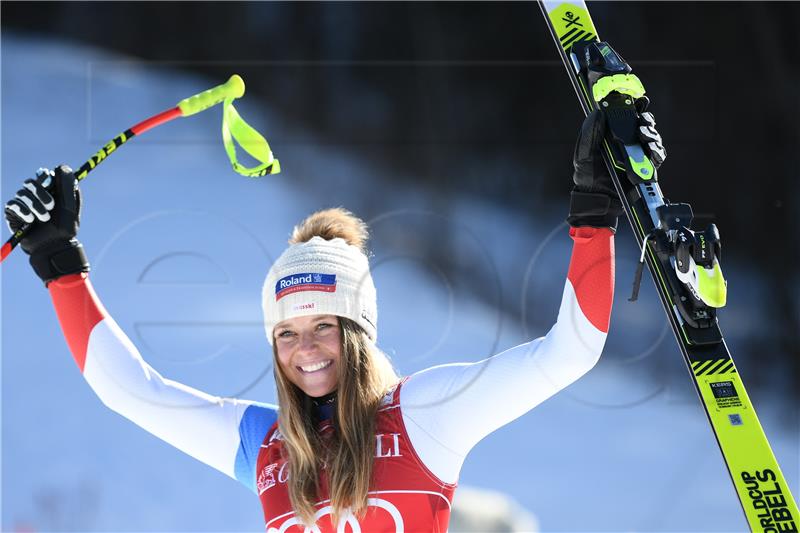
top-left (48, 226), bottom-right (614, 531)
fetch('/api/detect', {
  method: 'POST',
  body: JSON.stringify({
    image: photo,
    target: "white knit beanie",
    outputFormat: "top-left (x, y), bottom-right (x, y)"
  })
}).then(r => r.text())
top-left (262, 236), bottom-right (377, 344)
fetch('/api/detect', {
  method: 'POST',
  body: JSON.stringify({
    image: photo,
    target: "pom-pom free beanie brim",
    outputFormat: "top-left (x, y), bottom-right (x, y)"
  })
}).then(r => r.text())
top-left (262, 236), bottom-right (377, 344)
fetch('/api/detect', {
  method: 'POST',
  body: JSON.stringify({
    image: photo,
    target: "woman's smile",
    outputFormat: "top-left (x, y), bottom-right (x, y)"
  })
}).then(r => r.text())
top-left (275, 314), bottom-right (342, 397)
top-left (298, 359), bottom-right (333, 373)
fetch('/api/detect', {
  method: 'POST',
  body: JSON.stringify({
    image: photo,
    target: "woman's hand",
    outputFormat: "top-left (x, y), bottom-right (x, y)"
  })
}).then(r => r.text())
top-left (4, 164), bottom-right (89, 285)
top-left (567, 106), bottom-right (666, 230)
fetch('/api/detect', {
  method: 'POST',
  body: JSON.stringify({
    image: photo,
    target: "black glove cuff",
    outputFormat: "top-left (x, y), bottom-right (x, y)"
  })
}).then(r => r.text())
top-left (29, 239), bottom-right (91, 286)
top-left (566, 190), bottom-right (623, 231)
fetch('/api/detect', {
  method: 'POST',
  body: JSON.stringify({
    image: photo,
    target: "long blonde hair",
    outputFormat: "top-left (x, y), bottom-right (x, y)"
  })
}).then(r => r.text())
top-left (272, 208), bottom-right (400, 526)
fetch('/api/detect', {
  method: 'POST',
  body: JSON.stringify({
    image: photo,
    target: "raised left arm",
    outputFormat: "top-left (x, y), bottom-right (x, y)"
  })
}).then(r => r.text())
top-left (400, 225), bottom-right (614, 485)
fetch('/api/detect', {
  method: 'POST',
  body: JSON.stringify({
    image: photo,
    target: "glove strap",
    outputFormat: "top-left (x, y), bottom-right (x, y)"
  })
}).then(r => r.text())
top-left (30, 239), bottom-right (90, 286)
top-left (567, 190), bottom-right (622, 231)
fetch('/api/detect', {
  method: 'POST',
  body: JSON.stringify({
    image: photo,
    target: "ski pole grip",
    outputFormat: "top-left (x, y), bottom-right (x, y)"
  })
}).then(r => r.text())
top-left (177, 75), bottom-right (245, 117)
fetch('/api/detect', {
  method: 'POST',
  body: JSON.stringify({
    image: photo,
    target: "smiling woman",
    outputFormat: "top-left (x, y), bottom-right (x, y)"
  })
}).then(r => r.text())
top-left (4, 107), bottom-right (656, 531)
top-left (264, 209), bottom-right (402, 525)
top-left (274, 315), bottom-right (343, 396)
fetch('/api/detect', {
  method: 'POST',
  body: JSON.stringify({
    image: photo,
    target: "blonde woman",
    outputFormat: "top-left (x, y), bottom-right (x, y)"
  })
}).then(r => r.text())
top-left (4, 110), bottom-right (664, 531)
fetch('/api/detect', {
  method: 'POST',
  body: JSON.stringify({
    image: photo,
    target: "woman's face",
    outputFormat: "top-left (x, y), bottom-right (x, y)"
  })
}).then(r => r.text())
top-left (274, 314), bottom-right (342, 398)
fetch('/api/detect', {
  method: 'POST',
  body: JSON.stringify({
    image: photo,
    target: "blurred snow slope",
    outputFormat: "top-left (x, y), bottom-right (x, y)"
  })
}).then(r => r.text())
top-left (1, 34), bottom-right (796, 532)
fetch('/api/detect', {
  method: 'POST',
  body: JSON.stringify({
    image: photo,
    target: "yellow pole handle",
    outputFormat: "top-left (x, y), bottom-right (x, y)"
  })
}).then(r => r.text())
top-left (177, 74), bottom-right (245, 117)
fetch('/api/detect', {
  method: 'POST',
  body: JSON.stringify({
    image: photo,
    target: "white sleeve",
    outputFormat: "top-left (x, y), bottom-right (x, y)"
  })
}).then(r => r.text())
top-left (49, 274), bottom-right (277, 489)
top-left (400, 227), bottom-right (614, 484)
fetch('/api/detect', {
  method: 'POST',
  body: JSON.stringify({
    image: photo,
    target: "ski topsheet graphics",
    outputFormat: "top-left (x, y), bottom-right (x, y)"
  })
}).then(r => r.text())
top-left (538, 1), bottom-right (798, 530)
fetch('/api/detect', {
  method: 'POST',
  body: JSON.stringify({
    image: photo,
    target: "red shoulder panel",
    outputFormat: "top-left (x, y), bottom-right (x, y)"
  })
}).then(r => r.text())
top-left (567, 227), bottom-right (615, 333)
top-left (48, 273), bottom-right (107, 373)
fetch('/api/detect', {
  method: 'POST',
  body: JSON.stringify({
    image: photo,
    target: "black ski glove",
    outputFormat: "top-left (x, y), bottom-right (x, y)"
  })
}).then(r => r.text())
top-left (4, 165), bottom-right (90, 285)
top-left (568, 107), bottom-right (666, 230)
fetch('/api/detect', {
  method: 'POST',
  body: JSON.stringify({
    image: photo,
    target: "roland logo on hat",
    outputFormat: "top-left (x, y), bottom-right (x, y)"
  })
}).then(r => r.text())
top-left (275, 273), bottom-right (337, 301)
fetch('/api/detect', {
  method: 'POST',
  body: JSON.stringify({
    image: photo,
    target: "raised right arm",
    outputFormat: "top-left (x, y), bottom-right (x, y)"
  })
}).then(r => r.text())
top-left (49, 272), bottom-right (277, 493)
top-left (5, 165), bottom-right (276, 492)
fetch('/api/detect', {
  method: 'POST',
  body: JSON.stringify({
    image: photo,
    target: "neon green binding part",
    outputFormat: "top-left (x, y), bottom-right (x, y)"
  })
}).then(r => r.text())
top-left (592, 73), bottom-right (646, 102)
top-left (628, 150), bottom-right (655, 181)
top-left (696, 260), bottom-right (727, 308)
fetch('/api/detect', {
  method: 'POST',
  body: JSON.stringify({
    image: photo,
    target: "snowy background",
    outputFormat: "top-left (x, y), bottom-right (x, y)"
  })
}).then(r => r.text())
top-left (2, 11), bottom-right (798, 533)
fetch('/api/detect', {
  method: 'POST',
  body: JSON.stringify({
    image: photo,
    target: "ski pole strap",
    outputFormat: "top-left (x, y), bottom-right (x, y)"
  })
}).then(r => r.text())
top-left (178, 73), bottom-right (281, 177)
top-left (221, 97), bottom-right (281, 178)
